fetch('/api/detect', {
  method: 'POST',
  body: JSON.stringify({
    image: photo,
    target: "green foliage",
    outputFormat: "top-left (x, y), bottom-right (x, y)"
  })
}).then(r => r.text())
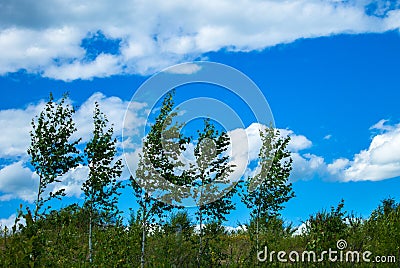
top-left (242, 125), bottom-right (294, 219)
top-left (2, 91), bottom-right (399, 267)
top-left (82, 102), bottom-right (124, 222)
top-left (365, 198), bottom-right (400, 259)
top-left (82, 102), bottom-right (124, 262)
top-left (163, 211), bottom-right (194, 239)
top-left (304, 199), bottom-right (348, 252)
top-left (241, 124), bottom-right (294, 262)
top-left (26, 92), bottom-right (81, 266)
top-left (28, 92), bottom-right (81, 220)
top-left (148, 211), bottom-right (196, 267)
top-left (200, 221), bottom-right (229, 266)
top-left (191, 119), bottom-right (237, 221)
top-left (186, 118), bottom-right (238, 266)
top-left (2, 193), bottom-right (400, 267)
top-left (1, 204), bottom-right (88, 267)
top-left (131, 90), bottom-right (189, 267)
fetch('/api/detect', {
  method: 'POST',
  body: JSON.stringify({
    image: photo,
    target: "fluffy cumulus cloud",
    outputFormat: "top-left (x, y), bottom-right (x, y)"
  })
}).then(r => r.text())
top-left (227, 123), bottom-right (317, 182)
top-left (291, 153), bottom-right (327, 181)
top-left (293, 222), bottom-right (307, 236)
top-left (0, 102), bottom-right (46, 158)
top-left (237, 120), bottom-right (400, 182)
top-left (340, 121), bottom-right (400, 181)
top-left (280, 129), bottom-right (312, 152)
top-left (0, 0), bottom-right (399, 80)
top-left (292, 120), bottom-right (400, 182)
top-left (0, 161), bottom-right (38, 202)
top-left (44, 54), bottom-right (123, 81)
top-left (73, 92), bottom-right (147, 142)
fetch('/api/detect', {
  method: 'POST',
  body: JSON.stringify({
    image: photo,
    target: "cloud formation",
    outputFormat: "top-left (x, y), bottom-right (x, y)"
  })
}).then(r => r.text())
top-left (0, 102), bottom-right (45, 158)
top-left (292, 120), bottom-right (400, 182)
top-left (0, 161), bottom-right (37, 202)
top-left (227, 123), bottom-right (315, 182)
top-left (341, 121), bottom-right (400, 181)
top-left (0, 0), bottom-right (399, 80)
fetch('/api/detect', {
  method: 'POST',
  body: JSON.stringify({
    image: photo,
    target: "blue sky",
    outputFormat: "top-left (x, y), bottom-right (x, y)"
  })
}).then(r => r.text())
top-left (1, 0), bottom-right (400, 228)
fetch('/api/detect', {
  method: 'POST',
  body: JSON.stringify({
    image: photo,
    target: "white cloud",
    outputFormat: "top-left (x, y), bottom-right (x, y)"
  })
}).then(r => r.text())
top-left (227, 123), bottom-right (263, 182)
top-left (327, 158), bottom-right (350, 176)
top-left (291, 152), bottom-right (327, 181)
top-left (341, 122), bottom-right (400, 181)
top-left (324, 134), bottom-right (332, 140)
top-left (0, 161), bottom-right (38, 202)
top-left (384, 9), bottom-right (400, 30)
top-left (281, 119), bottom-right (400, 182)
top-left (44, 54), bottom-right (122, 81)
top-left (0, 0), bottom-right (398, 80)
top-left (369, 119), bottom-right (394, 131)
top-left (123, 149), bottom-right (142, 179)
top-left (292, 120), bottom-right (400, 182)
top-left (227, 123), bottom-right (317, 182)
top-left (0, 161), bottom-right (90, 202)
top-left (0, 27), bottom-right (84, 74)
top-left (73, 92), bottom-right (147, 143)
top-left (280, 129), bottom-right (313, 152)
top-left (224, 225), bottom-right (247, 233)
top-left (0, 102), bottom-right (45, 158)
top-left (51, 165), bottom-right (89, 198)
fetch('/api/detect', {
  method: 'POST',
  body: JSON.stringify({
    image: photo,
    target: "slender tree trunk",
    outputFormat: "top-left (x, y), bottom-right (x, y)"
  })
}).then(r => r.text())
top-left (255, 208), bottom-right (260, 266)
top-left (34, 177), bottom-right (43, 221)
top-left (89, 209), bottom-right (93, 263)
top-left (198, 207), bottom-right (203, 268)
top-left (141, 202), bottom-right (147, 268)
top-left (256, 209), bottom-right (260, 253)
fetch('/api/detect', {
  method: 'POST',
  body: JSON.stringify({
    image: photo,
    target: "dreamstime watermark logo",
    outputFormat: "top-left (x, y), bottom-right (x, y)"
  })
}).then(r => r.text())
top-left (122, 61), bottom-right (275, 207)
top-left (257, 239), bottom-right (397, 264)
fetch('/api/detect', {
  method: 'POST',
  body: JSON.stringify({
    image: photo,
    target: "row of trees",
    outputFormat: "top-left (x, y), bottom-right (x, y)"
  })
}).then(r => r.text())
top-left (26, 93), bottom-right (124, 265)
top-left (130, 91), bottom-right (295, 267)
top-left (0, 92), bottom-right (398, 267)
top-left (0, 91), bottom-right (295, 267)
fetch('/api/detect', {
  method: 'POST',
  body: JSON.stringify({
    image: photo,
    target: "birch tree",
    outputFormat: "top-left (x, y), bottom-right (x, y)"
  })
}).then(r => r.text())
top-left (189, 119), bottom-right (237, 267)
top-left (82, 102), bottom-right (123, 263)
top-left (131, 91), bottom-right (189, 268)
top-left (242, 125), bottom-right (294, 256)
top-left (28, 93), bottom-right (81, 221)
